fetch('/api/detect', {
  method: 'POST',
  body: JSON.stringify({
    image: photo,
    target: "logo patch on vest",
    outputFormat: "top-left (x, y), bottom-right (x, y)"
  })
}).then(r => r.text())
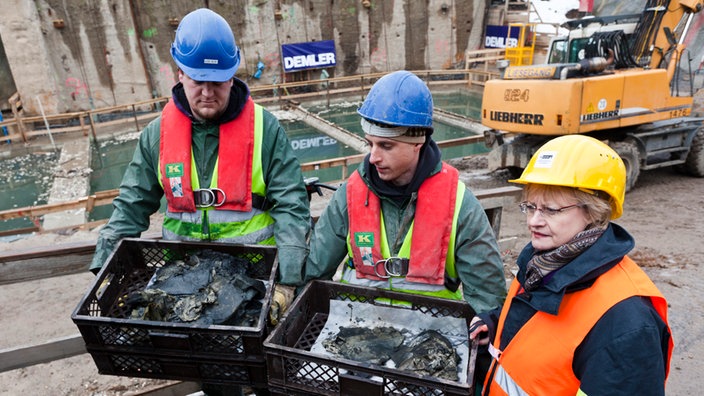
top-left (354, 232), bottom-right (375, 267)
top-left (354, 232), bottom-right (374, 247)
top-left (165, 163), bottom-right (184, 177)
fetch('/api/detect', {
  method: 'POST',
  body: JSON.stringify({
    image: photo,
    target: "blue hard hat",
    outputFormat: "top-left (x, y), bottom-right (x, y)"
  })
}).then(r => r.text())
top-left (357, 71), bottom-right (433, 129)
top-left (170, 8), bottom-right (240, 82)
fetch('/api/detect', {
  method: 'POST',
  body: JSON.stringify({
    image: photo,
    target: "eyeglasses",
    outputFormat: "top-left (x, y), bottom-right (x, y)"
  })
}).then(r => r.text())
top-left (518, 201), bottom-right (584, 218)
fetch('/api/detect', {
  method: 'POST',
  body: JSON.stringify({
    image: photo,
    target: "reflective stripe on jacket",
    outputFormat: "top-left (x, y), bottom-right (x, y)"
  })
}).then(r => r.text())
top-left (484, 256), bottom-right (673, 395)
top-left (344, 163), bottom-right (464, 299)
top-left (158, 99), bottom-right (274, 243)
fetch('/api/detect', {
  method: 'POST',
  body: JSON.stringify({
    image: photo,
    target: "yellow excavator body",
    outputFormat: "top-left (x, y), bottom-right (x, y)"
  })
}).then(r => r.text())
top-left (481, 68), bottom-right (693, 135)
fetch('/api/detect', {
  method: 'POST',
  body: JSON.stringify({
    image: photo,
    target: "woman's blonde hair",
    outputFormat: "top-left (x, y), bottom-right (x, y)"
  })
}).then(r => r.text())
top-left (524, 184), bottom-right (612, 228)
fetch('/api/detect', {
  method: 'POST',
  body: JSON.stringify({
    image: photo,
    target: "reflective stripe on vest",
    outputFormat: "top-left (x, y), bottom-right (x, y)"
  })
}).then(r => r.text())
top-left (485, 256), bottom-right (673, 396)
top-left (158, 100), bottom-right (274, 243)
top-left (344, 164), bottom-right (464, 299)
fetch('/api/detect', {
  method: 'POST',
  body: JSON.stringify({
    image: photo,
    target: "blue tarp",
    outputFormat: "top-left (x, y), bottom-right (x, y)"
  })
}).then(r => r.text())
top-left (0, 111), bottom-right (9, 143)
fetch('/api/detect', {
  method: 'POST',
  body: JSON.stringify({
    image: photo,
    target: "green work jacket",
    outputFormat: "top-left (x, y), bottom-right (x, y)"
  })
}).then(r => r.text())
top-left (91, 84), bottom-right (310, 286)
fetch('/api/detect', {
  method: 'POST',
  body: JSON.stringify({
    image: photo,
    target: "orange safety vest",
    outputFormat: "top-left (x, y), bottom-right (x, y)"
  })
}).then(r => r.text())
top-left (159, 98), bottom-right (255, 213)
top-left (484, 256), bottom-right (673, 395)
top-left (347, 163), bottom-right (458, 284)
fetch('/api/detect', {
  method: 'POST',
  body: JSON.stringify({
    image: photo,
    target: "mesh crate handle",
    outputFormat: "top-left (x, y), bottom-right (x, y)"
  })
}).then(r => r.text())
top-left (467, 338), bottom-right (479, 391)
top-left (148, 331), bottom-right (192, 351)
top-left (339, 373), bottom-right (384, 395)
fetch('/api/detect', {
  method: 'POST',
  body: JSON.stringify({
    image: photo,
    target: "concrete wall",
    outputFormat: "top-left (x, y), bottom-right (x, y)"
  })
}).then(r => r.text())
top-left (0, 0), bottom-right (489, 115)
top-left (0, 0), bottom-right (156, 114)
top-left (0, 37), bottom-right (17, 104)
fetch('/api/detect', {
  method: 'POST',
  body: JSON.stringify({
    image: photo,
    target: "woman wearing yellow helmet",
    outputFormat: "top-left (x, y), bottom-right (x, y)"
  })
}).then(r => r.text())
top-left (470, 135), bottom-right (674, 395)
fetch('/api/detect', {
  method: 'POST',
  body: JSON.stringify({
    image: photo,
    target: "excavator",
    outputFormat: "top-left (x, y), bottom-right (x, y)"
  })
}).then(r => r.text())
top-left (482, 0), bottom-right (704, 190)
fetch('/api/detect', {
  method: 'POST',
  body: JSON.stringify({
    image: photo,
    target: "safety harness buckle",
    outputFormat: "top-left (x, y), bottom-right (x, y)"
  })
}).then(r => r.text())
top-left (374, 257), bottom-right (410, 278)
top-left (194, 188), bottom-right (226, 208)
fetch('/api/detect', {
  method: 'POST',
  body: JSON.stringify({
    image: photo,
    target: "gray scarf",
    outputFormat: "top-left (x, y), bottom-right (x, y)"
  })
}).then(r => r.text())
top-left (523, 227), bottom-right (605, 291)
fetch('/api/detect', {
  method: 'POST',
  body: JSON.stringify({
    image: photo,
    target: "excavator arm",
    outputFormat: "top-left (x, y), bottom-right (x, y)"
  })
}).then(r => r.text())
top-left (631, 0), bottom-right (704, 75)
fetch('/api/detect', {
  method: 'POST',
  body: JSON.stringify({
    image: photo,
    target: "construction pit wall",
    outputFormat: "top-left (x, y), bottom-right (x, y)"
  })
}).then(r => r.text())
top-left (0, 0), bottom-right (490, 116)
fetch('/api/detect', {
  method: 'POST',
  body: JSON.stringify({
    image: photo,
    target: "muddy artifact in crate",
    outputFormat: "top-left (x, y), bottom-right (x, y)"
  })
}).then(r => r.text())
top-left (316, 301), bottom-right (466, 381)
top-left (72, 238), bottom-right (277, 387)
top-left (322, 326), bottom-right (462, 381)
top-left (264, 280), bottom-right (479, 396)
top-left (125, 249), bottom-right (265, 327)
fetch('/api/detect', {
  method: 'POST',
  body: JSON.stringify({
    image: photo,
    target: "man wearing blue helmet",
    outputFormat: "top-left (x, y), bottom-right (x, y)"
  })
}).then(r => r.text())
top-left (90, 7), bottom-right (310, 357)
top-left (304, 70), bottom-right (507, 387)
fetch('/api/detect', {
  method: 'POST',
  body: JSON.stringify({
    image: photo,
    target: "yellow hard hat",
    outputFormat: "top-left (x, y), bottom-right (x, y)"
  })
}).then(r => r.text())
top-left (509, 135), bottom-right (626, 219)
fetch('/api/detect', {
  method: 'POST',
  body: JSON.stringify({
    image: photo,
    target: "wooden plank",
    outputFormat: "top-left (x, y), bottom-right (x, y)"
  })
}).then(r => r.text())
top-left (0, 330), bottom-right (200, 396)
top-left (473, 186), bottom-right (523, 200)
top-left (466, 48), bottom-right (506, 55)
top-left (301, 153), bottom-right (365, 172)
top-left (299, 136), bottom-right (490, 173)
top-left (475, 187), bottom-right (522, 238)
top-left (0, 225), bottom-right (40, 237)
top-left (288, 106), bottom-right (368, 152)
top-left (0, 232), bottom-right (161, 286)
top-left (137, 382), bottom-right (202, 396)
top-left (0, 334), bottom-right (86, 373)
top-left (0, 189), bottom-right (119, 221)
top-left (0, 241), bottom-right (96, 285)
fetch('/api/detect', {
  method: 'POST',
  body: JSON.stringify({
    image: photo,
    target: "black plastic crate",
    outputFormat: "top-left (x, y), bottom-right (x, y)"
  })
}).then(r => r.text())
top-left (264, 280), bottom-right (478, 396)
top-left (72, 238), bottom-right (278, 386)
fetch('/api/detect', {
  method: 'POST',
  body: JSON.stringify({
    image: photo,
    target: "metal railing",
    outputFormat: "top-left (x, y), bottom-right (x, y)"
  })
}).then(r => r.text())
top-left (0, 70), bottom-right (500, 146)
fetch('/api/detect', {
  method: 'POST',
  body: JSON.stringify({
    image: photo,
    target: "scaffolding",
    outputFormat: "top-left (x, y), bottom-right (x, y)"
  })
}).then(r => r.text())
top-left (504, 23), bottom-right (537, 66)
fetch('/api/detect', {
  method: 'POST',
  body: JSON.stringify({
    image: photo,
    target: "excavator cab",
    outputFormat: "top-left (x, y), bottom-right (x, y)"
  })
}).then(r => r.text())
top-left (545, 15), bottom-right (640, 64)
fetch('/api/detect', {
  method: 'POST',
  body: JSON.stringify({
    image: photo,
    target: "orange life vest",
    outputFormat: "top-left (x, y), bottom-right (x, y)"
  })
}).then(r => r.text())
top-left (159, 98), bottom-right (255, 212)
top-left (346, 163), bottom-right (458, 284)
top-left (484, 256), bottom-right (673, 395)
